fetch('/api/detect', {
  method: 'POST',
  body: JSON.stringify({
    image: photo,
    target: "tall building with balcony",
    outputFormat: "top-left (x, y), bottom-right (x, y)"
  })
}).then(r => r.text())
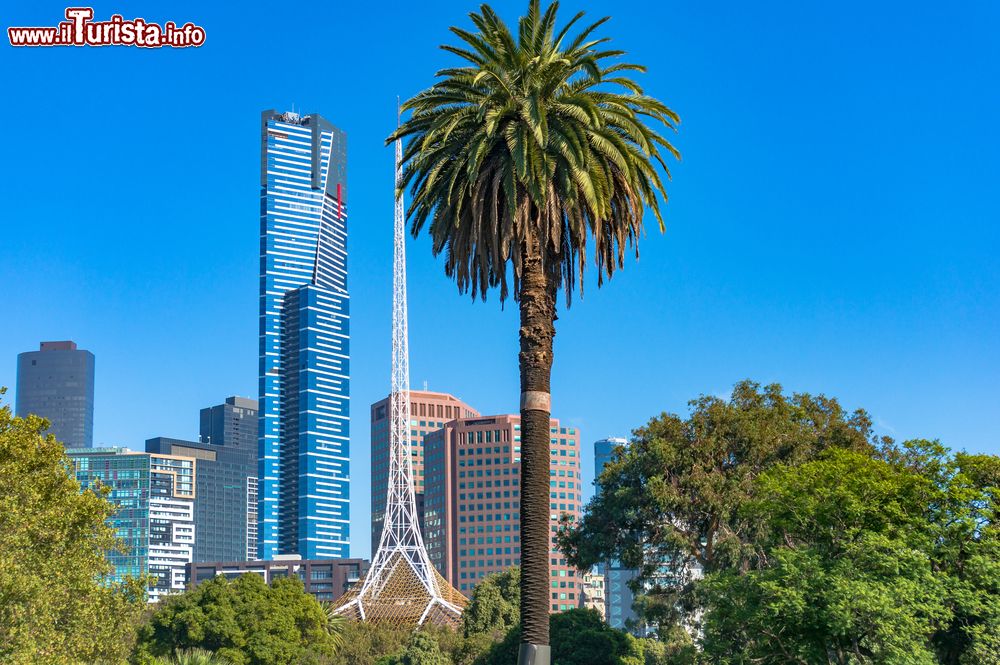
top-left (424, 414), bottom-right (583, 612)
top-left (66, 447), bottom-right (196, 602)
top-left (594, 437), bottom-right (640, 630)
top-left (369, 390), bottom-right (479, 555)
top-left (16, 341), bottom-right (95, 449)
top-left (259, 109), bottom-right (350, 560)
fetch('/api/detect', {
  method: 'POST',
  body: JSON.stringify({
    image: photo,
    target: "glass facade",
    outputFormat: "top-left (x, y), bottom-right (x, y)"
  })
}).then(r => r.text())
top-left (593, 437), bottom-right (639, 630)
top-left (259, 110), bottom-right (350, 560)
top-left (16, 341), bottom-right (95, 449)
top-left (67, 448), bottom-right (195, 602)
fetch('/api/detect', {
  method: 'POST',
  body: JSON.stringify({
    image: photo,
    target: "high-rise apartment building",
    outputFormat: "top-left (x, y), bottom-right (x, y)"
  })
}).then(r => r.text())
top-left (200, 396), bottom-right (259, 560)
top-left (66, 447), bottom-right (195, 602)
top-left (594, 437), bottom-right (640, 630)
top-left (145, 435), bottom-right (255, 564)
top-left (258, 109), bottom-right (350, 560)
top-left (16, 341), bottom-right (95, 449)
top-left (369, 390), bottom-right (479, 555)
top-left (424, 414), bottom-right (583, 612)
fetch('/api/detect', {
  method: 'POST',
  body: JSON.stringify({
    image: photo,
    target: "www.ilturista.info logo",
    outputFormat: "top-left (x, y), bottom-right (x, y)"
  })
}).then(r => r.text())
top-left (8, 8), bottom-right (206, 48)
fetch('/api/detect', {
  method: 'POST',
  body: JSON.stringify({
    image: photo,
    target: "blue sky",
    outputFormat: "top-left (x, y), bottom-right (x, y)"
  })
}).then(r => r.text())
top-left (2, 1), bottom-right (997, 559)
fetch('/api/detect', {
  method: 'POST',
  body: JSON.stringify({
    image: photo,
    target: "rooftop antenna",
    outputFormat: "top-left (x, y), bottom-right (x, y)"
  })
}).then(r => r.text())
top-left (333, 102), bottom-right (466, 628)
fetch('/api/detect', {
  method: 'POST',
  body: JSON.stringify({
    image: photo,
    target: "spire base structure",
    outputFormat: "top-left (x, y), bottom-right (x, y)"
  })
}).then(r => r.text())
top-left (333, 124), bottom-right (466, 628)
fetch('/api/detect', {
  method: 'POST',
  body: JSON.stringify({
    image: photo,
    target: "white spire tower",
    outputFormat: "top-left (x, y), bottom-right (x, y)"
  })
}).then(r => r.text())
top-left (333, 115), bottom-right (466, 627)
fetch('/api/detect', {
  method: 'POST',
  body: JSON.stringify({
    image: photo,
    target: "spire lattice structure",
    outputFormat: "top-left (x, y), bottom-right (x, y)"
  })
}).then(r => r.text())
top-left (333, 128), bottom-right (466, 628)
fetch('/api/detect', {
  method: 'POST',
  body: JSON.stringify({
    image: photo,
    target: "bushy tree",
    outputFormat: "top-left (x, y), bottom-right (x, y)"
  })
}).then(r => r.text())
top-left (0, 388), bottom-right (146, 664)
top-left (699, 448), bottom-right (947, 663)
top-left (559, 381), bottom-right (878, 624)
top-left (887, 441), bottom-right (1000, 664)
top-left (462, 567), bottom-right (521, 638)
top-left (134, 574), bottom-right (335, 665)
top-left (475, 608), bottom-right (650, 665)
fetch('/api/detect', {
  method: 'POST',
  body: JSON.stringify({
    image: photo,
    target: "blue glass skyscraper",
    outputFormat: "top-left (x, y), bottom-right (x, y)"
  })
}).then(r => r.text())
top-left (259, 109), bottom-right (350, 560)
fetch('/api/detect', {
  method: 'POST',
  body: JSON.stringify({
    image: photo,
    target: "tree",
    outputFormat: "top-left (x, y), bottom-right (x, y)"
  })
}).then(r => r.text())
top-left (382, 631), bottom-right (450, 665)
top-left (150, 650), bottom-right (234, 665)
top-left (474, 608), bottom-right (649, 665)
top-left (559, 381), bottom-right (877, 624)
top-left (462, 567), bottom-right (521, 638)
top-left (135, 574), bottom-right (336, 665)
top-left (699, 449), bottom-right (948, 664)
top-left (391, 1), bottom-right (680, 658)
top-left (885, 440), bottom-right (1000, 664)
top-left (0, 388), bottom-right (146, 664)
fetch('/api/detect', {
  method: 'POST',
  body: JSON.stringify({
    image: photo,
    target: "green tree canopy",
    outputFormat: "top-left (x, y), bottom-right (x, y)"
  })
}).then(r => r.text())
top-left (135, 574), bottom-right (336, 665)
top-left (462, 566), bottom-right (521, 638)
top-left (559, 380), bottom-right (877, 623)
top-left (699, 448), bottom-right (948, 664)
top-left (0, 388), bottom-right (146, 664)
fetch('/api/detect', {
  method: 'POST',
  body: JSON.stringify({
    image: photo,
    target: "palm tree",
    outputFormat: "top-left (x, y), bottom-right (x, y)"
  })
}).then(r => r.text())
top-left (390, 1), bottom-right (679, 662)
top-left (322, 600), bottom-right (348, 650)
top-left (151, 649), bottom-right (234, 665)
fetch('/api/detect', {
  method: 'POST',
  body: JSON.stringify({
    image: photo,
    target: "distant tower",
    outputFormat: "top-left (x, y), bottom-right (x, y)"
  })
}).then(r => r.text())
top-left (16, 341), bottom-right (95, 449)
top-left (334, 122), bottom-right (465, 627)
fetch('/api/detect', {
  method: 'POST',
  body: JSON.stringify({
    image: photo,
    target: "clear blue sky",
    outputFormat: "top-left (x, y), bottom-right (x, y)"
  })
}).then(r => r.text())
top-left (2, 1), bottom-right (997, 559)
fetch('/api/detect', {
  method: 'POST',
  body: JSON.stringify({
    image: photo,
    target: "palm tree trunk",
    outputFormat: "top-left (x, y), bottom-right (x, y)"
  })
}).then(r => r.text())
top-left (517, 239), bottom-right (557, 665)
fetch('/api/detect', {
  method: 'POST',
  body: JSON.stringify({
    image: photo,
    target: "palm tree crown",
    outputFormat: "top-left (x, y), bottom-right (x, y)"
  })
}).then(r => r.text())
top-left (392, 0), bottom-right (679, 303)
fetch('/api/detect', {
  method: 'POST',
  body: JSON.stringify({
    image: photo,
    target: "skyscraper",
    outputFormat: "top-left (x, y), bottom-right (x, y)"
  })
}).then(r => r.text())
top-left (593, 437), bottom-right (640, 631)
top-left (259, 110), bottom-right (350, 560)
top-left (370, 390), bottom-right (479, 555)
top-left (424, 414), bottom-right (583, 611)
top-left (15, 341), bottom-right (95, 448)
top-left (66, 447), bottom-right (196, 602)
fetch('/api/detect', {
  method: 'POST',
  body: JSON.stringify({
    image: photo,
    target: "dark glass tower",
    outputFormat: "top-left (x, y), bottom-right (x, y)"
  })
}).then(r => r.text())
top-left (16, 341), bottom-right (95, 448)
top-left (259, 110), bottom-right (350, 560)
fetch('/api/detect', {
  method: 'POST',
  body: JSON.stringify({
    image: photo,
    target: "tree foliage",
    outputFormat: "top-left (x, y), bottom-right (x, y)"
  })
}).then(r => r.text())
top-left (559, 380), bottom-right (877, 623)
top-left (134, 574), bottom-right (336, 665)
top-left (391, 0), bottom-right (680, 304)
top-left (462, 566), bottom-right (521, 638)
top-left (0, 388), bottom-right (146, 664)
top-left (699, 449), bottom-right (946, 663)
top-left (474, 608), bottom-right (671, 665)
top-left (560, 382), bottom-right (1000, 664)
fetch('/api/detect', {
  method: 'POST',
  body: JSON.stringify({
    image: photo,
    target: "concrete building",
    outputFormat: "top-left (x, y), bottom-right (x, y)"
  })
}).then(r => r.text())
top-left (259, 109), bottom-right (351, 560)
top-left (580, 570), bottom-right (607, 620)
top-left (66, 447), bottom-right (196, 602)
top-left (16, 341), bottom-right (95, 449)
top-left (369, 390), bottom-right (479, 555)
top-left (424, 414), bottom-right (583, 612)
top-left (187, 556), bottom-right (367, 603)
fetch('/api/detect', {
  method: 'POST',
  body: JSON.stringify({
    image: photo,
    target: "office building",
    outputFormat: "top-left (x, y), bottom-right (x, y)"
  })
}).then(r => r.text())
top-left (424, 414), bottom-right (583, 612)
top-left (594, 437), bottom-right (641, 630)
top-left (187, 556), bottom-right (367, 603)
top-left (259, 109), bottom-right (350, 560)
top-left (146, 433), bottom-right (255, 564)
top-left (16, 341), bottom-right (95, 449)
top-left (200, 396), bottom-right (259, 559)
top-left (66, 447), bottom-right (195, 602)
top-left (370, 390), bottom-right (479, 554)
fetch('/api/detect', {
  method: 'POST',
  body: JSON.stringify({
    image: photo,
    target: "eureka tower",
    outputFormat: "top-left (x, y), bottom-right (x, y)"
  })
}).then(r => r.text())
top-left (258, 109), bottom-right (350, 560)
